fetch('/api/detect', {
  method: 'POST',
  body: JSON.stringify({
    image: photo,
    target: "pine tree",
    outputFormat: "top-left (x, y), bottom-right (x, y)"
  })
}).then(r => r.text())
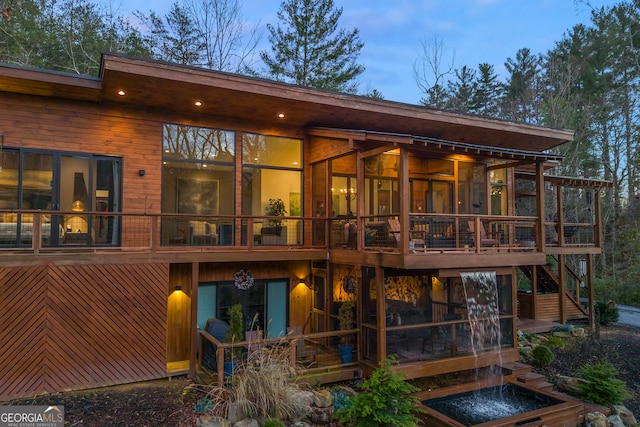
top-left (137, 2), bottom-right (204, 66)
top-left (260, 0), bottom-right (364, 93)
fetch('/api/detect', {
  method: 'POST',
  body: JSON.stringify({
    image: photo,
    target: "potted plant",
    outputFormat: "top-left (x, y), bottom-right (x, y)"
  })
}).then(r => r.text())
top-left (263, 198), bottom-right (287, 234)
top-left (223, 303), bottom-right (244, 375)
top-left (338, 300), bottom-right (356, 363)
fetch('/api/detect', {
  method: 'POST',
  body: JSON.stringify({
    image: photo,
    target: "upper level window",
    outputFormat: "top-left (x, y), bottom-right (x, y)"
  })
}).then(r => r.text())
top-left (242, 133), bottom-right (301, 167)
top-left (163, 124), bottom-right (235, 162)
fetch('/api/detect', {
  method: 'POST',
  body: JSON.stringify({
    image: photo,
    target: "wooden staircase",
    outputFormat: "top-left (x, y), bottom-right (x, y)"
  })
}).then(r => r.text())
top-left (500, 361), bottom-right (611, 425)
top-left (518, 263), bottom-right (588, 319)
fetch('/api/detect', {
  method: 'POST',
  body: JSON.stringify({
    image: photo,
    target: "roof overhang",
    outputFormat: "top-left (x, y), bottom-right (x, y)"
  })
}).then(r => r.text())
top-left (1, 53), bottom-right (575, 152)
top-left (0, 62), bottom-right (101, 102)
top-left (515, 171), bottom-right (613, 188)
top-left (308, 127), bottom-right (565, 164)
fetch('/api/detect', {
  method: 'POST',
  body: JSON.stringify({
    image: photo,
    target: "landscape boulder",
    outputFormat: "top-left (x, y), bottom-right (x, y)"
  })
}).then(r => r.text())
top-left (555, 375), bottom-right (587, 395)
top-left (584, 412), bottom-right (608, 427)
top-left (612, 405), bottom-right (638, 427)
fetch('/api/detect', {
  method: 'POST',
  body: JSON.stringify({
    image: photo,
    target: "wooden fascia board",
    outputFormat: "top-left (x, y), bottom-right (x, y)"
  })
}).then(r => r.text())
top-left (487, 160), bottom-right (537, 171)
top-left (100, 55), bottom-right (575, 148)
top-left (306, 128), bottom-right (366, 140)
top-left (0, 64), bottom-right (102, 101)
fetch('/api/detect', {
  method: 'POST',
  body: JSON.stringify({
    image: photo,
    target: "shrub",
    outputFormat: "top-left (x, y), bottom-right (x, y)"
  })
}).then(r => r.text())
top-left (577, 361), bottom-right (630, 406)
top-left (546, 336), bottom-right (565, 348)
top-left (334, 356), bottom-right (425, 427)
top-left (187, 340), bottom-right (309, 422)
top-left (595, 301), bottom-right (619, 326)
top-left (531, 345), bottom-right (554, 367)
top-left (263, 418), bottom-right (285, 427)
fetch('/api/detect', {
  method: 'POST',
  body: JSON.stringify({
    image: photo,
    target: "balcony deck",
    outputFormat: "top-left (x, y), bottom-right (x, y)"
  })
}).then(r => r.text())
top-left (0, 211), bottom-right (600, 267)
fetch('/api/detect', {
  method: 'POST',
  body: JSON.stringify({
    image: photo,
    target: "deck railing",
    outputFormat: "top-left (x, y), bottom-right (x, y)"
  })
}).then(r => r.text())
top-left (0, 210), bottom-right (596, 253)
top-left (197, 328), bottom-right (361, 385)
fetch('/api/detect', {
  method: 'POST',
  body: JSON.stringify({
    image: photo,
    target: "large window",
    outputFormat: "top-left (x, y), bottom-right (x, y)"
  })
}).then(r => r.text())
top-left (162, 124), bottom-right (236, 245)
top-left (0, 148), bottom-right (121, 246)
top-left (242, 133), bottom-right (302, 245)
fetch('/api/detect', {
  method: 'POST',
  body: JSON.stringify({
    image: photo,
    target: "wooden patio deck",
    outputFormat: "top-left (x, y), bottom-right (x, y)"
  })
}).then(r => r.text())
top-left (517, 317), bottom-right (562, 334)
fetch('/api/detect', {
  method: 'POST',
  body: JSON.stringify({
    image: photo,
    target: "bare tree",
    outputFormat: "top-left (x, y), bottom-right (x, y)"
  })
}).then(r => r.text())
top-left (184, 0), bottom-right (261, 73)
top-left (413, 36), bottom-right (455, 108)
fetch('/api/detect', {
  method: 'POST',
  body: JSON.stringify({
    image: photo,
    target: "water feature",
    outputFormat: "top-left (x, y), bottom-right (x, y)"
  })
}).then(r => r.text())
top-left (460, 271), bottom-right (503, 383)
top-left (415, 271), bottom-right (581, 427)
top-left (422, 383), bottom-right (565, 426)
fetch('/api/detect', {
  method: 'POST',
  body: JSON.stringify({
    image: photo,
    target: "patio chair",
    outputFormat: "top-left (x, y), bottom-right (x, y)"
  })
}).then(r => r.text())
top-left (287, 326), bottom-right (316, 362)
top-left (189, 220), bottom-right (218, 245)
top-left (467, 220), bottom-right (499, 247)
top-left (388, 218), bottom-right (426, 251)
top-left (245, 329), bottom-right (263, 353)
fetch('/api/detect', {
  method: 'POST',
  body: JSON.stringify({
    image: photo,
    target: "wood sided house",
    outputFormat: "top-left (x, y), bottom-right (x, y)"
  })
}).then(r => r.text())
top-left (0, 54), bottom-right (610, 400)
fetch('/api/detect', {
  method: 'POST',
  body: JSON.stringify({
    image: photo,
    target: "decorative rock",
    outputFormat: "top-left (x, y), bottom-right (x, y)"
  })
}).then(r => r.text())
top-left (584, 412), bottom-right (608, 427)
top-left (289, 422), bottom-right (312, 427)
top-left (612, 405), bottom-right (638, 427)
top-left (571, 327), bottom-right (585, 337)
top-left (308, 406), bottom-right (334, 425)
top-left (334, 385), bottom-right (357, 397)
top-left (290, 389), bottom-right (315, 408)
top-left (313, 389), bottom-right (334, 408)
top-left (608, 415), bottom-right (626, 427)
top-left (555, 375), bottom-right (587, 395)
top-left (228, 402), bottom-right (246, 424)
top-left (197, 415), bottom-right (230, 427)
top-left (233, 419), bottom-right (259, 427)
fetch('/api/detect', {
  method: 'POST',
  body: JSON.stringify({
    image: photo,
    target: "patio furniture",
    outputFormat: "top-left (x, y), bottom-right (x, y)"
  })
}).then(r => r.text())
top-left (467, 220), bottom-right (499, 247)
top-left (287, 326), bottom-right (316, 362)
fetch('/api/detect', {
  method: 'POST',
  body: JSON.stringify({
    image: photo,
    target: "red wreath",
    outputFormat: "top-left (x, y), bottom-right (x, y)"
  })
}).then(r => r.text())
top-left (234, 268), bottom-right (254, 290)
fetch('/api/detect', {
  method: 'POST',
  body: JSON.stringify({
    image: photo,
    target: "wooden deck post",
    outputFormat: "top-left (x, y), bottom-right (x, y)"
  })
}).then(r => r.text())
top-left (558, 254), bottom-right (567, 324)
top-left (376, 263), bottom-right (386, 362)
top-left (189, 262), bottom-right (199, 380)
top-left (587, 254), bottom-right (595, 330)
top-left (535, 161), bottom-right (545, 252)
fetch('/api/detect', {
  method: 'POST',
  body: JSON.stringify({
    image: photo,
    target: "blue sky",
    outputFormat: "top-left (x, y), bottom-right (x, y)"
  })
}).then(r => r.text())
top-left (117, 0), bottom-right (618, 104)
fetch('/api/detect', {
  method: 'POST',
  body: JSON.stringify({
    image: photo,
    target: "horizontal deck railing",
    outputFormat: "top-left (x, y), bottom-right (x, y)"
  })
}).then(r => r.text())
top-left (198, 328), bottom-right (360, 385)
top-left (358, 213), bottom-right (545, 253)
top-left (0, 210), bottom-right (597, 253)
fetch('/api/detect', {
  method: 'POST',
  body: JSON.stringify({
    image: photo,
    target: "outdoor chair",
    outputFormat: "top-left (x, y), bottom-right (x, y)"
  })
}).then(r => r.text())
top-left (467, 220), bottom-right (499, 247)
top-left (388, 218), bottom-right (426, 251)
top-left (245, 329), bottom-right (263, 353)
top-left (287, 326), bottom-right (316, 362)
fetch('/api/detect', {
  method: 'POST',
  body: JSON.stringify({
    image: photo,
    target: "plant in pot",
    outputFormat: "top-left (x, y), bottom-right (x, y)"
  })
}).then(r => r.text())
top-left (223, 303), bottom-right (244, 375)
top-left (338, 300), bottom-right (356, 363)
top-left (262, 198), bottom-right (287, 235)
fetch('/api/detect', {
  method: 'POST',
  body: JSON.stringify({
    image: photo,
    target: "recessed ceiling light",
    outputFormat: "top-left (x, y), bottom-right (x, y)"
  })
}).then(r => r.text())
top-left (195, 101), bottom-right (203, 107)
top-left (277, 113), bottom-right (285, 118)
top-left (117, 90), bottom-right (126, 96)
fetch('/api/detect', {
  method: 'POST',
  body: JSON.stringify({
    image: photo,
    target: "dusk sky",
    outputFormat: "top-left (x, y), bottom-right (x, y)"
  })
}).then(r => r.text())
top-left (116, 0), bottom-right (619, 104)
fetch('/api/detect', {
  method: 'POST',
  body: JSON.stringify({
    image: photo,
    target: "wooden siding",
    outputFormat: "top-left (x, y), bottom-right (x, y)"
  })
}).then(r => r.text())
top-left (517, 292), bottom-right (585, 322)
top-left (0, 263), bottom-right (168, 401)
top-left (0, 93), bottom-right (163, 216)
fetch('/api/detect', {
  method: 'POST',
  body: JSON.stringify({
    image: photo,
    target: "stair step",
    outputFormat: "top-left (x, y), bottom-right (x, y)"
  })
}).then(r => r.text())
top-left (517, 372), bottom-right (546, 384)
top-left (532, 381), bottom-right (554, 392)
top-left (499, 361), bottom-right (532, 377)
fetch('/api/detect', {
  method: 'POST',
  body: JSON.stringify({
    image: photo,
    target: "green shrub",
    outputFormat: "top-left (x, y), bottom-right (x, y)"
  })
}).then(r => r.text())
top-left (577, 361), bottom-right (630, 406)
top-left (546, 336), bottom-right (565, 348)
top-left (531, 345), bottom-right (554, 367)
top-left (595, 301), bottom-right (619, 326)
top-left (334, 356), bottom-right (425, 427)
top-left (263, 418), bottom-right (285, 427)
